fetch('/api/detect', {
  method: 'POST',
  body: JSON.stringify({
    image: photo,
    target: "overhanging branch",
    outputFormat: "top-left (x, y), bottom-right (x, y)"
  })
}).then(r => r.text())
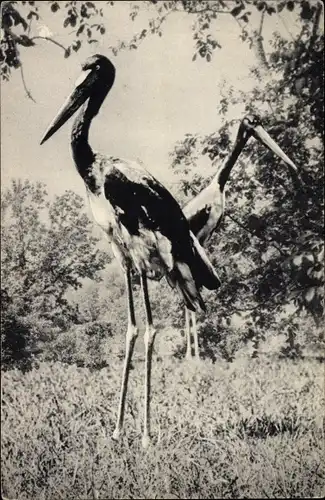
top-left (20, 64), bottom-right (36, 102)
top-left (30, 36), bottom-right (68, 54)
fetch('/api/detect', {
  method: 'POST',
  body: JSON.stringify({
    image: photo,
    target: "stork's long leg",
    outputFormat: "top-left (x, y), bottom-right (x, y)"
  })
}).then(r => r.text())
top-left (192, 311), bottom-right (200, 359)
top-left (185, 307), bottom-right (192, 359)
top-left (140, 271), bottom-right (156, 448)
top-left (113, 268), bottom-right (138, 440)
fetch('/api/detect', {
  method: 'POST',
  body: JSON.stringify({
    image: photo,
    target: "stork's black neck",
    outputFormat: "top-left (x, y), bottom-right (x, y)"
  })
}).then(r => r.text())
top-left (216, 132), bottom-right (250, 192)
top-left (71, 102), bottom-right (94, 175)
top-left (70, 91), bottom-right (107, 187)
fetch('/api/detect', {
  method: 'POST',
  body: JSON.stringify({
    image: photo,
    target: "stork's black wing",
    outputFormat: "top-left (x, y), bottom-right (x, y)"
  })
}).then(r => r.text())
top-left (102, 159), bottom-right (221, 307)
top-left (103, 160), bottom-right (195, 262)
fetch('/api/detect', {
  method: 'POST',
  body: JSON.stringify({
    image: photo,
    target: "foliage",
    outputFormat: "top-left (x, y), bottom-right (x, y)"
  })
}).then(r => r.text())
top-left (40, 320), bottom-right (113, 369)
top-left (1, 1), bottom-right (321, 94)
top-left (168, 10), bottom-right (324, 347)
top-left (1, 356), bottom-right (324, 498)
top-left (0, 289), bottom-right (32, 371)
top-left (1, 5), bottom-right (323, 496)
top-left (0, 1), bottom-right (106, 80)
top-left (123, 0), bottom-right (309, 65)
top-left (0, 2), bottom-right (323, 366)
top-left (1, 179), bottom-right (109, 367)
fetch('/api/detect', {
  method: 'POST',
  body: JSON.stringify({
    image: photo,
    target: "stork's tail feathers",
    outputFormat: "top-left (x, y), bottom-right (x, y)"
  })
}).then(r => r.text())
top-left (190, 233), bottom-right (221, 291)
top-left (167, 262), bottom-right (206, 312)
top-left (165, 233), bottom-right (220, 312)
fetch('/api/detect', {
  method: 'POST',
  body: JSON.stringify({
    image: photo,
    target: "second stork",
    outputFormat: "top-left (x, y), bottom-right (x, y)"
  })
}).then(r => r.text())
top-left (182, 114), bottom-right (300, 358)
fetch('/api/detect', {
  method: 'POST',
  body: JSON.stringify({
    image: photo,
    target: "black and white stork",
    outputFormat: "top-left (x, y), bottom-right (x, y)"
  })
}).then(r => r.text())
top-left (40, 54), bottom-right (221, 448)
top-left (181, 114), bottom-right (300, 359)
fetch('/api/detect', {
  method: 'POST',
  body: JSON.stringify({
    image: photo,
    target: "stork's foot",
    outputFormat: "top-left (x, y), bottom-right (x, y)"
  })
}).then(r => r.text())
top-left (141, 432), bottom-right (152, 449)
top-left (185, 348), bottom-right (193, 360)
top-left (112, 427), bottom-right (122, 441)
top-left (185, 351), bottom-right (201, 362)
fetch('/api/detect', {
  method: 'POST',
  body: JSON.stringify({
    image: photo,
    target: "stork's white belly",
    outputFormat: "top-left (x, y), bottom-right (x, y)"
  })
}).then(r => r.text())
top-left (87, 189), bottom-right (117, 233)
top-left (86, 188), bottom-right (173, 275)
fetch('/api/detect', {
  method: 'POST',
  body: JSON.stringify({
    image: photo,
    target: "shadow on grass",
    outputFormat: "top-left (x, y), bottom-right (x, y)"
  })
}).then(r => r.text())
top-left (172, 322), bottom-right (234, 363)
top-left (213, 414), bottom-right (305, 440)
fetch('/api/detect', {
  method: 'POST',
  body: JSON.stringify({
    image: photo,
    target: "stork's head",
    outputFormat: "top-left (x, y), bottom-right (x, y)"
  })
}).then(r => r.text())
top-left (236, 113), bottom-right (299, 180)
top-left (40, 54), bottom-right (115, 145)
top-left (80, 54), bottom-right (115, 81)
top-left (238, 114), bottom-right (263, 140)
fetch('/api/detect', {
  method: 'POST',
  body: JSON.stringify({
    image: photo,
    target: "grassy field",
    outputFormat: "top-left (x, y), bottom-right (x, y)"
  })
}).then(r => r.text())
top-left (1, 353), bottom-right (324, 499)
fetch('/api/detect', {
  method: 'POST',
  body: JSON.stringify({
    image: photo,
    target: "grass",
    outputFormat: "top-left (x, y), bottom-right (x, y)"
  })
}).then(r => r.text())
top-left (1, 353), bottom-right (324, 499)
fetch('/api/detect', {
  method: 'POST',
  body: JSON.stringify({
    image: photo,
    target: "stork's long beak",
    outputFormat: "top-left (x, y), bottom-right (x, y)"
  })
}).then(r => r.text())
top-left (253, 125), bottom-right (299, 177)
top-left (40, 69), bottom-right (94, 145)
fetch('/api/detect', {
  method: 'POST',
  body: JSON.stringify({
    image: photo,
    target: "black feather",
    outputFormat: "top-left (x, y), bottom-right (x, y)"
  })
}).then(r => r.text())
top-left (102, 163), bottom-right (219, 311)
top-left (189, 206), bottom-right (211, 240)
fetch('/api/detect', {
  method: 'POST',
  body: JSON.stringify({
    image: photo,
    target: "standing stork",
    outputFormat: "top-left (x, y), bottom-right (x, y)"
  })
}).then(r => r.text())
top-left (40, 54), bottom-right (221, 448)
top-left (181, 114), bottom-right (300, 359)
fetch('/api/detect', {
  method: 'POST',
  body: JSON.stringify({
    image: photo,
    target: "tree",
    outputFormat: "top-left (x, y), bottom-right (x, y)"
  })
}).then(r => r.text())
top-left (1, 1), bottom-right (323, 362)
top-left (1, 1), bottom-right (322, 99)
top-left (1, 179), bottom-right (109, 366)
top-left (167, 7), bottom-right (324, 357)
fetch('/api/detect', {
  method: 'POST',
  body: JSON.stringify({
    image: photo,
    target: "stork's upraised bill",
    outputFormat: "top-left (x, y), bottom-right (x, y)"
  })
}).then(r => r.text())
top-left (239, 114), bottom-right (299, 179)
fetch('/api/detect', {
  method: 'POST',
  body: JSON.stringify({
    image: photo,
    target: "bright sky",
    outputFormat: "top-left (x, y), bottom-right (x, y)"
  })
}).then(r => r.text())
top-left (1, 1), bottom-right (299, 202)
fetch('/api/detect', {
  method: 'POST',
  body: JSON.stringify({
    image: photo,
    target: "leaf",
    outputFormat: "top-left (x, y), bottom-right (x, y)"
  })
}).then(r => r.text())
top-left (206, 53), bottom-right (211, 62)
top-left (80, 5), bottom-right (88, 18)
top-left (199, 47), bottom-right (206, 57)
top-left (231, 4), bottom-right (245, 17)
top-left (17, 35), bottom-right (35, 47)
top-left (51, 2), bottom-right (60, 12)
top-left (266, 6), bottom-right (276, 15)
top-left (86, 1), bottom-right (95, 8)
top-left (70, 15), bottom-right (77, 28)
top-left (240, 14), bottom-right (249, 23)
top-left (77, 24), bottom-right (85, 36)
top-left (11, 10), bottom-right (28, 30)
top-left (64, 47), bottom-right (71, 58)
top-left (63, 17), bottom-right (70, 28)
top-left (286, 1), bottom-right (295, 11)
top-left (27, 10), bottom-right (39, 20)
top-left (73, 41), bottom-right (81, 52)
top-left (100, 27), bottom-right (105, 35)
top-left (305, 287), bottom-right (315, 302)
top-left (277, 1), bottom-right (286, 12)
top-left (257, 1), bottom-right (266, 11)
top-left (301, 1), bottom-right (314, 20)
top-left (293, 255), bottom-right (303, 266)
